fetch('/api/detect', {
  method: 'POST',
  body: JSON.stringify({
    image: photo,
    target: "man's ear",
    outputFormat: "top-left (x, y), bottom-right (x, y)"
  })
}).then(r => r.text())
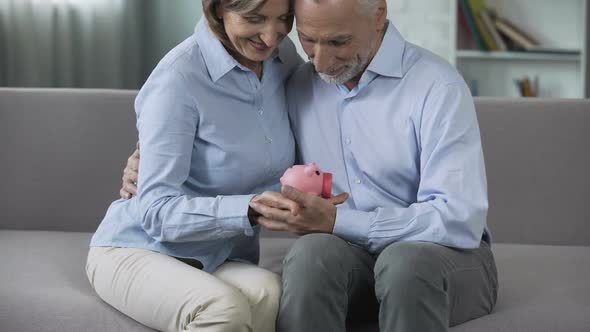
top-left (375, 0), bottom-right (387, 30)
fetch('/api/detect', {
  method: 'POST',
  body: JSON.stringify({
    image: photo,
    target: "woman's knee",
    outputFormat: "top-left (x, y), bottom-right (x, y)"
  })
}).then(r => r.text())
top-left (214, 263), bottom-right (282, 314)
top-left (251, 271), bottom-right (282, 310)
top-left (244, 271), bottom-right (281, 332)
top-left (185, 286), bottom-right (252, 332)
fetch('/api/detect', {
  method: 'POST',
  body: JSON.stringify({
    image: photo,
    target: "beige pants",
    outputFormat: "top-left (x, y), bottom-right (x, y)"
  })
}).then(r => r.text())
top-left (86, 247), bottom-right (281, 332)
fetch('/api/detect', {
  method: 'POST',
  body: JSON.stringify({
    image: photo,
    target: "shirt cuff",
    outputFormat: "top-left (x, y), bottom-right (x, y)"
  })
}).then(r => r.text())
top-left (217, 194), bottom-right (256, 236)
top-left (332, 207), bottom-right (372, 247)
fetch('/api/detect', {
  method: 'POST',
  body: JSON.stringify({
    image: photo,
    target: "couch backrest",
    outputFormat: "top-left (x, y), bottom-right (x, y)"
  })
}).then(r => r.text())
top-left (0, 88), bottom-right (137, 233)
top-left (476, 98), bottom-right (590, 246)
top-left (1, 89), bottom-right (589, 245)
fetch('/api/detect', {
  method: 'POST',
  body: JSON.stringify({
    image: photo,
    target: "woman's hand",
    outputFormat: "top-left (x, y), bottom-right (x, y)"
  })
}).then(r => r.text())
top-left (251, 191), bottom-right (301, 214)
top-left (120, 142), bottom-right (140, 199)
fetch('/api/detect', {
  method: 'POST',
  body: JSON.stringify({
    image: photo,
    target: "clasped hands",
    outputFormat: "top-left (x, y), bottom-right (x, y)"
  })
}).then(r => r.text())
top-left (248, 186), bottom-right (349, 235)
top-left (118, 143), bottom-right (349, 235)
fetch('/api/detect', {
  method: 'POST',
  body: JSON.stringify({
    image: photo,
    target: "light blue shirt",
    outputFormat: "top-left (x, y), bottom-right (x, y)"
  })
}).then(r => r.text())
top-left (287, 21), bottom-right (490, 254)
top-left (90, 18), bottom-right (302, 272)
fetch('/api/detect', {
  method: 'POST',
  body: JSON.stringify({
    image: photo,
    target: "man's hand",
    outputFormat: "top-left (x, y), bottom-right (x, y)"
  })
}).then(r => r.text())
top-left (120, 142), bottom-right (140, 199)
top-left (249, 185), bottom-right (349, 235)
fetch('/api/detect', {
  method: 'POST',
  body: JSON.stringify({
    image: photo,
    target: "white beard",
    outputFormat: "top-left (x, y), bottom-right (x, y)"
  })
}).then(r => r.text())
top-left (315, 46), bottom-right (374, 85)
top-left (318, 62), bottom-right (364, 84)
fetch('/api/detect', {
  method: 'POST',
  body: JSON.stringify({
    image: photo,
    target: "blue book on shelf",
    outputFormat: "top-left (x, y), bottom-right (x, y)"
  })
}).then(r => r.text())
top-left (459, 0), bottom-right (486, 51)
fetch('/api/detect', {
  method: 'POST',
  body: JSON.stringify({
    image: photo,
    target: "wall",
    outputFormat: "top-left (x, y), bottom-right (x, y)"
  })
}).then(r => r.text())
top-left (145, 0), bottom-right (455, 64)
top-left (141, 1), bottom-right (203, 80)
top-left (587, 1), bottom-right (590, 97)
top-left (289, 0), bottom-right (455, 61)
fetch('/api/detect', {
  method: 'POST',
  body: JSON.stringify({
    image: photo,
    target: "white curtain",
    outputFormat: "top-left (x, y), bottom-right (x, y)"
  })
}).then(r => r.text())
top-left (0, 0), bottom-right (144, 88)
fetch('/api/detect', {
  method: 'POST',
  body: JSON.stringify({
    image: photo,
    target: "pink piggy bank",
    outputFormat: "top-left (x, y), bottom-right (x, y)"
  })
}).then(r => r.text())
top-left (280, 162), bottom-right (333, 198)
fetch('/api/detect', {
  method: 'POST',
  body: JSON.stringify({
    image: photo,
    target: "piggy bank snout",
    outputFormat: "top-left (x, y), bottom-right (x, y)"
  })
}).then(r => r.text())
top-left (304, 166), bottom-right (320, 177)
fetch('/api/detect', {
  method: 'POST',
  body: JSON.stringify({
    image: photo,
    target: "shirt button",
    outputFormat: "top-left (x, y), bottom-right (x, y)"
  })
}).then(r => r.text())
top-left (345, 137), bottom-right (352, 145)
top-left (354, 178), bottom-right (361, 184)
top-left (258, 108), bottom-right (264, 115)
top-left (265, 136), bottom-right (273, 143)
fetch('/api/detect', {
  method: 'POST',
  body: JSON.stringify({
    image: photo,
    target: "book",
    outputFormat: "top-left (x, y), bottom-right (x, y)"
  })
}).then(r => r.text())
top-left (457, 1), bottom-right (478, 49)
top-left (514, 79), bottom-right (523, 97)
top-left (480, 10), bottom-right (507, 51)
top-left (494, 18), bottom-right (538, 50)
top-left (474, 13), bottom-right (499, 51)
top-left (522, 77), bottom-right (533, 97)
top-left (468, 0), bottom-right (499, 51)
top-left (514, 76), bottom-right (539, 97)
top-left (459, 0), bottom-right (486, 51)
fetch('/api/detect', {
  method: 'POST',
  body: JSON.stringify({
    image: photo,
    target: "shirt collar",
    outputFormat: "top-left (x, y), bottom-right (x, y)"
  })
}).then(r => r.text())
top-left (194, 18), bottom-right (282, 82)
top-left (334, 21), bottom-right (405, 95)
top-left (365, 20), bottom-right (405, 79)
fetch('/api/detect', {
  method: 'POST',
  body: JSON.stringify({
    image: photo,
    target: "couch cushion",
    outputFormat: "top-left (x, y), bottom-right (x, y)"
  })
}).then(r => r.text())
top-left (451, 243), bottom-right (590, 332)
top-left (2, 230), bottom-right (590, 332)
top-left (0, 230), bottom-right (155, 332)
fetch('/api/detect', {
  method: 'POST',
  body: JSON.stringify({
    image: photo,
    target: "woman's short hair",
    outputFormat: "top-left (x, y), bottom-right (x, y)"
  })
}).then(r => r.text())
top-left (202, 0), bottom-right (269, 52)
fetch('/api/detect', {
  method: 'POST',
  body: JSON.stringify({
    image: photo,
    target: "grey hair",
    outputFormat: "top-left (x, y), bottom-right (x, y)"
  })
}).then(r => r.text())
top-left (357, 0), bottom-right (381, 17)
top-left (306, 0), bottom-right (381, 18)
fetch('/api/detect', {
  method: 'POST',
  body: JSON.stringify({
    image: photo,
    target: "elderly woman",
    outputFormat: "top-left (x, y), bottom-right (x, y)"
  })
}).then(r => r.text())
top-left (86, 0), bottom-right (302, 331)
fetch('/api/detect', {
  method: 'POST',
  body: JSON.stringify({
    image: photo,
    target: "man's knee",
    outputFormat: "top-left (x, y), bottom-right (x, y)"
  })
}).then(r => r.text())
top-left (374, 241), bottom-right (445, 299)
top-left (282, 233), bottom-right (352, 290)
top-left (284, 234), bottom-right (349, 271)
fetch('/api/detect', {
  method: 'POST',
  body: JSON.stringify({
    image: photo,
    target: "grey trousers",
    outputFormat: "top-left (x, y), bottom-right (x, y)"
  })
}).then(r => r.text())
top-left (277, 234), bottom-right (498, 332)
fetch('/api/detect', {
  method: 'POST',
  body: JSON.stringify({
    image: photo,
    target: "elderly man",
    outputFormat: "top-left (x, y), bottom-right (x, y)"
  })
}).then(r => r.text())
top-left (250, 0), bottom-right (498, 331)
top-left (121, 0), bottom-right (498, 330)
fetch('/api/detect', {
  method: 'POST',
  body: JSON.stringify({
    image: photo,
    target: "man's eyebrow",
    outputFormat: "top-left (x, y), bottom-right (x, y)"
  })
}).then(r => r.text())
top-left (331, 35), bottom-right (353, 41)
top-left (297, 30), bottom-right (352, 41)
top-left (297, 30), bottom-right (313, 39)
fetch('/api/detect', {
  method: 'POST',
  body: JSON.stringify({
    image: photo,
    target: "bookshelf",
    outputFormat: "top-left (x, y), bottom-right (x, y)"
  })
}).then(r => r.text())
top-left (389, 0), bottom-right (589, 98)
top-left (456, 50), bottom-right (581, 62)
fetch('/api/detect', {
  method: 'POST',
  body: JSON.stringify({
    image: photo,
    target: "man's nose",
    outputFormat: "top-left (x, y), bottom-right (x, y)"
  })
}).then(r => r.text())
top-left (312, 45), bottom-right (331, 74)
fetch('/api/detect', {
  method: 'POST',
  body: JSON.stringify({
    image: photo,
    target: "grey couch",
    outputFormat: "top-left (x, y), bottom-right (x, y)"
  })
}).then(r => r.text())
top-left (1, 88), bottom-right (589, 332)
